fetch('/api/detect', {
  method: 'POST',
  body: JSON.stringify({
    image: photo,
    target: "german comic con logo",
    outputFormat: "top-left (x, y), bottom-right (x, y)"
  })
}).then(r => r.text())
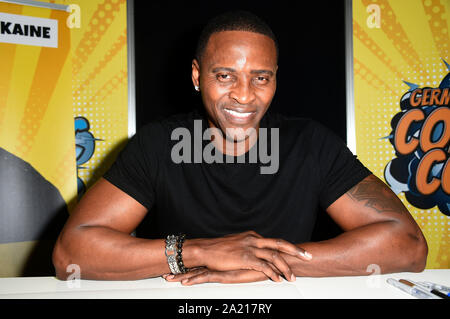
top-left (384, 60), bottom-right (450, 216)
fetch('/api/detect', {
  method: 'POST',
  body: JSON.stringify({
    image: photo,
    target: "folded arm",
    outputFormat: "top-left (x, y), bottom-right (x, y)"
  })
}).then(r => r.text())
top-left (54, 175), bottom-right (427, 282)
top-left (52, 178), bottom-right (167, 280)
top-left (166, 174), bottom-right (428, 285)
top-left (285, 174), bottom-right (428, 277)
top-left (52, 179), bottom-right (309, 281)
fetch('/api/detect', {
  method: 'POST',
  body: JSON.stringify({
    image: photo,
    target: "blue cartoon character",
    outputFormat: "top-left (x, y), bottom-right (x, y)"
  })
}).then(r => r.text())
top-left (75, 117), bottom-right (103, 198)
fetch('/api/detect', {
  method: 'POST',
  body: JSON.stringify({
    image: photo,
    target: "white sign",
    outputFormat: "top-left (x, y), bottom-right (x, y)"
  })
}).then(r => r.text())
top-left (0, 12), bottom-right (58, 48)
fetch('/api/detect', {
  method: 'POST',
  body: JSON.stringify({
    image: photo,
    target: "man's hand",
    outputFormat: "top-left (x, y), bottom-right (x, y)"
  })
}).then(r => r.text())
top-left (163, 267), bottom-right (270, 285)
top-left (184, 231), bottom-right (312, 283)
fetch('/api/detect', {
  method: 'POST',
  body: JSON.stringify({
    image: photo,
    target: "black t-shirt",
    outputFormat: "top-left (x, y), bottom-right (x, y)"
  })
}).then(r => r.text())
top-left (103, 109), bottom-right (371, 243)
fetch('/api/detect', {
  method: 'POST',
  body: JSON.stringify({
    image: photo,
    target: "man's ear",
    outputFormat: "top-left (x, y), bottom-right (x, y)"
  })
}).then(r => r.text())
top-left (192, 58), bottom-right (200, 88)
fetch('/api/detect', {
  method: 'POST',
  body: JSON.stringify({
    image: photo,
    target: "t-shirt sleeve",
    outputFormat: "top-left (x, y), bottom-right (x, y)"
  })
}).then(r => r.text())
top-left (102, 123), bottom-right (164, 210)
top-left (313, 122), bottom-right (372, 210)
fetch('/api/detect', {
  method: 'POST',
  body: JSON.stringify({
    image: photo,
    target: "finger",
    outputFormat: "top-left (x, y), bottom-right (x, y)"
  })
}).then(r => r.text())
top-left (247, 257), bottom-right (282, 282)
top-left (243, 230), bottom-right (263, 238)
top-left (226, 269), bottom-right (269, 283)
top-left (254, 238), bottom-right (312, 260)
top-left (297, 247), bottom-right (313, 260)
top-left (180, 271), bottom-right (212, 286)
top-left (165, 268), bottom-right (206, 282)
top-left (254, 248), bottom-right (295, 282)
top-left (183, 270), bottom-right (269, 285)
top-left (226, 230), bottom-right (263, 240)
top-left (268, 263), bottom-right (282, 276)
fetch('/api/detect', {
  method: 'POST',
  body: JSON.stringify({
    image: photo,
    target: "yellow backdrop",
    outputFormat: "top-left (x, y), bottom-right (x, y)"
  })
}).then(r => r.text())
top-left (352, 0), bottom-right (449, 269)
top-left (0, 0), bottom-right (129, 277)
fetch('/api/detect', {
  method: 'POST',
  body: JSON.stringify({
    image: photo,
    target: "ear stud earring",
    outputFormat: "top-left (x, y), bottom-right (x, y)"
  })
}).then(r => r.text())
top-left (194, 85), bottom-right (200, 91)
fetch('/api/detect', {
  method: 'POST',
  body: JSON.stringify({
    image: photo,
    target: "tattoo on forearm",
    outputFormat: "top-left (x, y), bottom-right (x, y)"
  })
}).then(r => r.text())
top-left (346, 175), bottom-right (406, 214)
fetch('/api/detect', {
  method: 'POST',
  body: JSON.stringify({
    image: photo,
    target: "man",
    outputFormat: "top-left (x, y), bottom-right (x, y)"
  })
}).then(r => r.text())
top-left (53, 11), bottom-right (427, 285)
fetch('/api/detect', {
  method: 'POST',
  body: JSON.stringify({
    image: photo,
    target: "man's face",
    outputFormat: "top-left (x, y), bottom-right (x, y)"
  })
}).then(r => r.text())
top-left (192, 31), bottom-right (278, 142)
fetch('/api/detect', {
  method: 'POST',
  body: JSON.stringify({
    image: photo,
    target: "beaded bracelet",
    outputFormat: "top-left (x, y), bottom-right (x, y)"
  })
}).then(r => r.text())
top-left (176, 233), bottom-right (188, 274)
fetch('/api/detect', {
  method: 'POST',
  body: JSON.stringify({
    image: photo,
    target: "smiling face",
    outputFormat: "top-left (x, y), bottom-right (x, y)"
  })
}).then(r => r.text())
top-left (192, 31), bottom-right (278, 143)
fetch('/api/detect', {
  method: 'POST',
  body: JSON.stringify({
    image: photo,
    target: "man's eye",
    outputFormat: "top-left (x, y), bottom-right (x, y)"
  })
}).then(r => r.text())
top-left (255, 76), bottom-right (269, 83)
top-left (217, 74), bottom-right (232, 81)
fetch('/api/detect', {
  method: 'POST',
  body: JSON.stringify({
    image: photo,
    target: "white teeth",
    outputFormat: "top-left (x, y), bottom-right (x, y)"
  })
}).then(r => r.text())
top-left (224, 108), bottom-right (253, 118)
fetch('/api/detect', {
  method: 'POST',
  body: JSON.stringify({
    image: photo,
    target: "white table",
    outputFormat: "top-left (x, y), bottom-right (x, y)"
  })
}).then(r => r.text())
top-left (0, 269), bottom-right (448, 299)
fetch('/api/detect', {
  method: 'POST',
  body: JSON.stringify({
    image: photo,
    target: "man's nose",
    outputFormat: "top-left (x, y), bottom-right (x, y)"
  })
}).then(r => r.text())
top-left (229, 78), bottom-right (256, 105)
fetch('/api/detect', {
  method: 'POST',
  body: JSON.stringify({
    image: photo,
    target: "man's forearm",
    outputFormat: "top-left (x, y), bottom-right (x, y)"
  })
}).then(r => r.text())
top-left (54, 229), bottom-right (307, 281)
top-left (53, 226), bottom-right (171, 280)
top-left (284, 221), bottom-right (427, 277)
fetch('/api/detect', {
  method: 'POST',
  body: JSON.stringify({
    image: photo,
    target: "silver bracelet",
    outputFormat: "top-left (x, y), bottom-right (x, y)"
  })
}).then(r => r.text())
top-left (165, 235), bottom-right (181, 274)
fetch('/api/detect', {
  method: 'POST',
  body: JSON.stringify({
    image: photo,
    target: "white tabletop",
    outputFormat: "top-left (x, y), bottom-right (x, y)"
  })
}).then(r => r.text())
top-left (0, 269), bottom-right (448, 299)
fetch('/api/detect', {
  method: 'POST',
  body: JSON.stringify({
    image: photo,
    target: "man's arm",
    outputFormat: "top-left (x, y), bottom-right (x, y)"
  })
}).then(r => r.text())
top-left (52, 178), bottom-right (308, 281)
top-left (52, 178), bottom-right (169, 280)
top-left (166, 174), bottom-right (428, 285)
top-left (279, 174), bottom-right (428, 277)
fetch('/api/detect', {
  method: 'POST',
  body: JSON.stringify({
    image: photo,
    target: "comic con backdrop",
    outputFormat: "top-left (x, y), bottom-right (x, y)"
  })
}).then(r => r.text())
top-left (0, 0), bottom-right (129, 277)
top-left (2, 0), bottom-right (446, 277)
top-left (352, 0), bottom-right (449, 269)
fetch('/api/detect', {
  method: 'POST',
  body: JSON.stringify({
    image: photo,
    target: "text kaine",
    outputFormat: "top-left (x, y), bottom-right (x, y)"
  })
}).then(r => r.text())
top-left (1, 21), bottom-right (51, 38)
